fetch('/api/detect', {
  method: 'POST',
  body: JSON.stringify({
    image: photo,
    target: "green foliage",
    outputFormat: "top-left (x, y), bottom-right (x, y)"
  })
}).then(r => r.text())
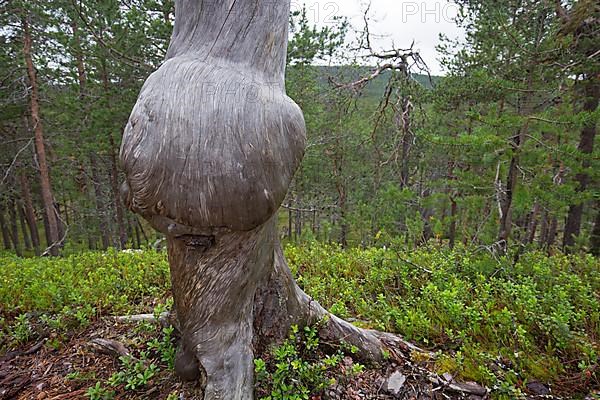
top-left (85, 382), bottom-right (115, 400)
top-left (107, 353), bottom-right (159, 390)
top-left (10, 314), bottom-right (32, 344)
top-left (286, 242), bottom-right (600, 392)
top-left (146, 325), bottom-right (176, 370)
top-left (1, 243), bottom-right (597, 397)
top-left (79, 317), bottom-right (176, 398)
top-left (0, 248), bottom-right (169, 316)
top-left (254, 323), bottom-right (363, 400)
top-left (0, 249), bottom-right (169, 350)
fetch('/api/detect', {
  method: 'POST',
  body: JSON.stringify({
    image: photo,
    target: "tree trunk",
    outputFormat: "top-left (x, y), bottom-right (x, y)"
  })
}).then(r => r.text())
top-left (100, 55), bottom-right (127, 249)
top-left (89, 154), bottom-right (111, 250)
top-left (590, 201), bottom-right (600, 256)
top-left (54, 201), bottom-right (65, 247)
top-left (18, 203), bottom-right (32, 251)
top-left (109, 134), bottom-right (127, 248)
top-left (0, 205), bottom-right (12, 250)
top-left (120, 1), bottom-right (411, 398)
top-left (8, 198), bottom-right (22, 257)
top-left (524, 202), bottom-right (540, 245)
top-left (563, 80), bottom-right (599, 250)
top-left (398, 97), bottom-right (413, 189)
top-left (22, 14), bottom-right (59, 256)
top-left (167, 218), bottom-right (413, 398)
top-left (547, 216), bottom-right (558, 249)
top-left (538, 209), bottom-right (549, 249)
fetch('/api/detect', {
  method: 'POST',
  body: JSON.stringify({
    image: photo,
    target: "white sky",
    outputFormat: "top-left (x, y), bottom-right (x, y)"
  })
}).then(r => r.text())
top-left (295, 0), bottom-right (465, 75)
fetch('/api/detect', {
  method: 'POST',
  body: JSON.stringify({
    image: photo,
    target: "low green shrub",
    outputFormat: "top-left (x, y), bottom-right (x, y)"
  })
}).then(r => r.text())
top-left (1, 242), bottom-right (598, 397)
top-left (286, 242), bottom-right (599, 394)
top-left (254, 322), bottom-right (363, 400)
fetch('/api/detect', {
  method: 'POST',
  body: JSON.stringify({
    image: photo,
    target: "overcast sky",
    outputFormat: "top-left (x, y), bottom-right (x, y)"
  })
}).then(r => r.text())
top-left (296, 0), bottom-right (465, 75)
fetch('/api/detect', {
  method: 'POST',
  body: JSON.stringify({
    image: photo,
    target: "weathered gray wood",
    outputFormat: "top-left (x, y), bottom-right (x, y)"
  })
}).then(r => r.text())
top-left (120, 0), bottom-right (304, 233)
top-left (120, 1), bottom-right (416, 398)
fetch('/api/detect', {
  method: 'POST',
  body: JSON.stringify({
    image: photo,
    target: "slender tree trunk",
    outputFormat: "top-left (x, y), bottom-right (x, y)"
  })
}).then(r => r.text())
top-left (63, 194), bottom-right (70, 226)
top-left (331, 139), bottom-right (348, 247)
top-left (547, 216), bottom-right (558, 249)
top-left (538, 209), bottom-right (549, 249)
top-left (22, 15), bottom-right (59, 255)
top-left (294, 207), bottom-right (302, 239)
top-left (590, 201), bottom-right (600, 256)
top-left (109, 134), bottom-right (127, 248)
top-left (563, 80), bottom-right (599, 250)
top-left (89, 154), bottom-right (111, 250)
top-left (8, 198), bottom-right (22, 257)
top-left (398, 97), bottom-right (413, 189)
top-left (87, 235), bottom-right (96, 250)
top-left (338, 189), bottom-right (348, 248)
top-left (55, 201), bottom-right (65, 246)
top-left (99, 53), bottom-right (127, 249)
top-left (42, 206), bottom-right (50, 247)
top-left (524, 202), bottom-right (540, 245)
top-left (0, 205), bottom-right (12, 250)
top-left (18, 204), bottom-right (32, 251)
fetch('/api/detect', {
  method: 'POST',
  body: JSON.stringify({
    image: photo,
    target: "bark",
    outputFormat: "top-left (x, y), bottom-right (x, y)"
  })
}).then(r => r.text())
top-left (63, 194), bottom-right (71, 226)
top-left (22, 14), bottom-right (59, 256)
top-left (55, 201), bottom-right (65, 246)
top-left (18, 203), bottom-right (32, 251)
top-left (563, 80), bottom-right (599, 250)
top-left (538, 209), bottom-right (549, 249)
top-left (109, 134), bottom-right (127, 248)
top-left (547, 216), bottom-right (558, 249)
top-left (99, 52), bottom-right (127, 249)
top-left (8, 198), bottom-right (22, 257)
top-left (42, 207), bottom-right (50, 248)
top-left (295, 207), bottom-right (302, 239)
top-left (120, 1), bottom-right (412, 398)
top-left (168, 218), bottom-right (415, 397)
top-left (0, 205), bottom-right (11, 250)
top-left (590, 201), bottom-right (600, 256)
top-left (398, 97), bottom-right (413, 189)
top-left (89, 154), bottom-right (111, 250)
top-left (331, 144), bottom-right (348, 247)
top-left (524, 202), bottom-right (540, 245)
top-left (87, 235), bottom-right (96, 250)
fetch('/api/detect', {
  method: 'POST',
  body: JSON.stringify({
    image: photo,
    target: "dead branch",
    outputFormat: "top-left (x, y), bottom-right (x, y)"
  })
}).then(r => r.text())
top-left (88, 338), bottom-right (131, 358)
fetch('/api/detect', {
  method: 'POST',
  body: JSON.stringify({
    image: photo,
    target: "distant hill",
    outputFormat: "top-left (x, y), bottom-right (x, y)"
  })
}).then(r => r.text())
top-left (312, 65), bottom-right (441, 98)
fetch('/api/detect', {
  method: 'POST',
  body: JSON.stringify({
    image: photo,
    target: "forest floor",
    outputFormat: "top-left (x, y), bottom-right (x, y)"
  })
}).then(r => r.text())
top-left (0, 317), bottom-right (570, 400)
top-left (1, 245), bottom-right (598, 399)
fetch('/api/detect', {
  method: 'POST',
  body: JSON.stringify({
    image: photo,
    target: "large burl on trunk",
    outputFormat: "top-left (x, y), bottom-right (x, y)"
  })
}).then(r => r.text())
top-left (120, 1), bottom-right (413, 398)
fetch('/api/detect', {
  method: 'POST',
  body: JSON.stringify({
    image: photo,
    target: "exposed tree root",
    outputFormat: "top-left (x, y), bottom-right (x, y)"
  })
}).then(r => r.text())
top-left (163, 218), bottom-right (433, 400)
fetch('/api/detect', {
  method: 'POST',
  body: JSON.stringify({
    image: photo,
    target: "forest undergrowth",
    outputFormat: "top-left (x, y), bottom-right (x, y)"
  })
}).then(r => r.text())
top-left (0, 242), bottom-right (598, 399)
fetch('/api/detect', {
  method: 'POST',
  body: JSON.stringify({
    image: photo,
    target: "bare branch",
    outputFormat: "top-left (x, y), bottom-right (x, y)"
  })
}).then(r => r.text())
top-left (0, 137), bottom-right (33, 188)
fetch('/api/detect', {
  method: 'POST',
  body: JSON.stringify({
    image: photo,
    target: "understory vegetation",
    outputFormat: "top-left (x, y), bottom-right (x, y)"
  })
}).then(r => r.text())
top-left (1, 244), bottom-right (598, 398)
